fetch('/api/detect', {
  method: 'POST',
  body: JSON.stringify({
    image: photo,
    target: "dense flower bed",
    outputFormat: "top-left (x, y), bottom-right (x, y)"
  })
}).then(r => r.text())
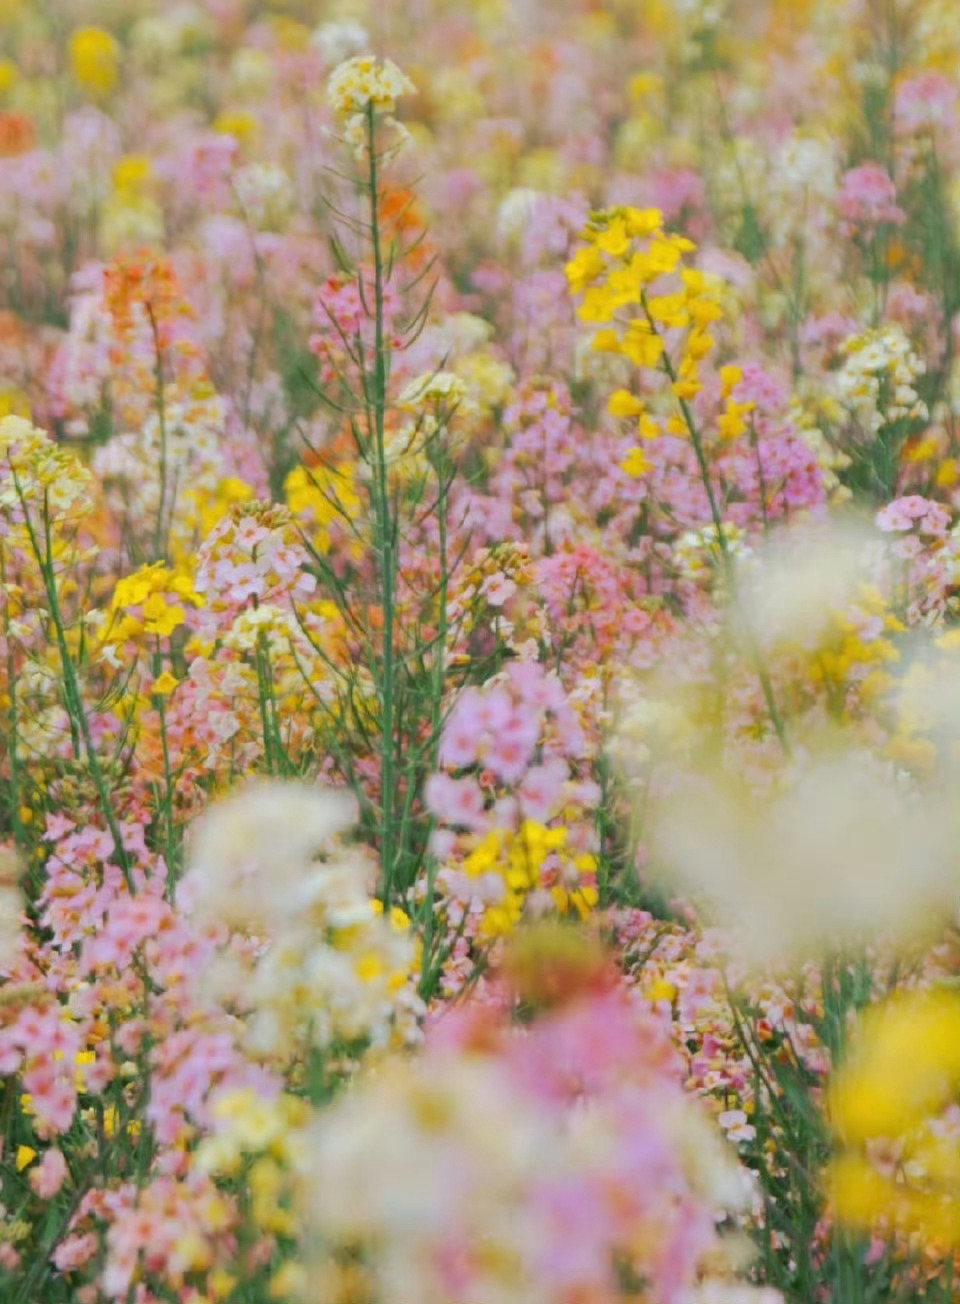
top-left (1, 1), bottom-right (960, 1301)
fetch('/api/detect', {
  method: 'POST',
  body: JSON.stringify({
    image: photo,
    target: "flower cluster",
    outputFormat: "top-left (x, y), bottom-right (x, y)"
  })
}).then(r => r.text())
top-left (328, 55), bottom-right (416, 156)
top-left (180, 780), bottom-right (423, 1063)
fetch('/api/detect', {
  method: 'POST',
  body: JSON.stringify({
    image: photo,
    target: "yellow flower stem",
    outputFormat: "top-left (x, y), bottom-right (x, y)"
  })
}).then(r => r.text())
top-left (642, 296), bottom-right (791, 754)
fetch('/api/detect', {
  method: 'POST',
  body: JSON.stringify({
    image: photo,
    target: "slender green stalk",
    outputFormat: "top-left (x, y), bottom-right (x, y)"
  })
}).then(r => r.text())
top-left (364, 104), bottom-right (400, 906)
top-left (643, 298), bottom-right (791, 753)
top-left (145, 305), bottom-right (170, 562)
top-left (17, 485), bottom-right (134, 887)
top-left (1, 549), bottom-right (25, 850)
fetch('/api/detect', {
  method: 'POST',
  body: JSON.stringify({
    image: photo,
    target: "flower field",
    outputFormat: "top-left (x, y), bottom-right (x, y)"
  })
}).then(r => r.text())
top-left (3, 0), bottom-right (960, 1299)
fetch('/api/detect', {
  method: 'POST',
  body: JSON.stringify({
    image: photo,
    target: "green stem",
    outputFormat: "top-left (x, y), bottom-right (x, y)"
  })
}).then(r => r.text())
top-left (365, 104), bottom-right (399, 907)
top-left (645, 299), bottom-right (791, 754)
top-left (1, 550), bottom-right (25, 850)
top-left (145, 306), bottom-right (170, 561)
top-left (18, 485), bottom-right (134, 888)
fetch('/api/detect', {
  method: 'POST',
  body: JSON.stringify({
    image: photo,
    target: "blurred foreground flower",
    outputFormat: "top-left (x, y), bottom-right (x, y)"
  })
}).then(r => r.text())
top-left (180, 780), bottom-right (422, 1062)
top-left (648, 741), bottom-right (960, 966)
top-left (0, 847), bottom-right (22, 971)
top-left (300, 928), bottom-right (772, 1304)
top-left (829, 990), bottom-right (960, 1250)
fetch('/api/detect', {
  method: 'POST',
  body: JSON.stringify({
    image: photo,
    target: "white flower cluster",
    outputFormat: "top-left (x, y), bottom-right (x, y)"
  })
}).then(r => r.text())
top-left (327, 55), bottom-right (416, 157)
top-left (396, 370), bottom-right (469, 411)
top-left (674, 522), bottom-right (749, 585)
top-left (0, 416), bottom-right (93, 518)
top-left (310, 19), bottom-right (369, 66)
top-left (835, 324), bottom-right (928, 435)
top-left (180, 780), bottom-right (423, 1062)
top-left (92, 391), bottom-right (228, 555)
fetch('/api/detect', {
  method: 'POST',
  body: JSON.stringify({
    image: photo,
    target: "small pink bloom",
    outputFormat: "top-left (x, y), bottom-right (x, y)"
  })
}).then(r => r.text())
top-left (30, 1147), bottom-right (68, 1198)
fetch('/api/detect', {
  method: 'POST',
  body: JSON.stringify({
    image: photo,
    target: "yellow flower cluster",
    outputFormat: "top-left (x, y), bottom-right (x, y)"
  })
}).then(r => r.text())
top-left (463, 821), bottom-right (598, 938)
top-left (99, 153), bottom-right (163, 254)
top-left (808, 585), bottom-right (903, 703)
top-left (284, 461), bottom-right (362, 555)
top-left (104, 561), bottom-right (204, 644)
top-left (566, 208), bottom-right (747, 478)
top-left (197, 1089), bottom-right (308, 1248)
top-left (829, 990), bottom-right (960, 1250)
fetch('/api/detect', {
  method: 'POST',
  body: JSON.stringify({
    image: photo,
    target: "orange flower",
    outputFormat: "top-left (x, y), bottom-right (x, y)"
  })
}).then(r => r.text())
top-left (0, 111), bottom-right (34, 158)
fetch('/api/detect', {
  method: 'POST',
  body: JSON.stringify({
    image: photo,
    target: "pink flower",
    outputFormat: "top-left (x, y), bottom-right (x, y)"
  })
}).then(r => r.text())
top-left (30, 1147), bottom-right (68, 1198)
top-left (517, 757), bottom-right (568, 822)
top-left (424, 773), bottom-right (488, 830)
top-left (838, 164), bottom-right (904, 229)
top-left (895, 72), bottom-right (959, 135)
top-left (486, 711), bottom-right (540, 785)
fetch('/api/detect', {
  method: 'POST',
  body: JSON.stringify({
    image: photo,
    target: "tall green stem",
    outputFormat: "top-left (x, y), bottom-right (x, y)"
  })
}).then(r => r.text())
top-left (18, 487), bottom-right (134, 888)
top-left (365, 104), bottom-right (399, 906)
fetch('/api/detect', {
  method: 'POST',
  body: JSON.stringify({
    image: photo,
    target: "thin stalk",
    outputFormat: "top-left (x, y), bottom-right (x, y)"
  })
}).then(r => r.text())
top-left (365, 106), bottom-right (399, 906)
top-left (644, 300), bottom-right (791, 753)
top-left (19, 487), bottom-right (134, 887)
top-left (1, 549), bottom-right (25, 850)
top-left (145, 305), bottom-right (170, 561)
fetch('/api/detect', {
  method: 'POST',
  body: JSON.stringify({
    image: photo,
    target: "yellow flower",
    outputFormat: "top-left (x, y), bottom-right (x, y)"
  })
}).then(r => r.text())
top-left (327, 54), bottom-right (415, 118)
top-left (621, 322), bottom-right (665, 369)
top-left (112, 155), bottom-right (152, 197)
top-left (646, 294), bottom-right (689, 329)
top-left (595, 217), bottom-right (631, 258)
top-left (152, 671), bottom-right (179, 697)
top-left (578, 285), bottom-right (618, 324)
top-left (717, 398), bottom-right (755, 442)
top-left (829, 990), bottom-right (960, 1144)
top-left (213, 111), bottom-right (259, 146)
top-left (628, 74), bottom-right (664, 103)
top-left (565, 245), bottom-right (606, 294)
top-left (0, 59), bottom-right (18, 98)
top-left (70, 27), bottom-right (120, 98)
top-left (621, 447), bottom-right (653, 477)
top-left (608, 389), bottom-right (646, 420)
top-left (590, 329), bottom-right (622, 354)
top-left (624, 207), bottom-right (663, 237)
top-left (15, 1145), bottom-right (36, 1172)
top-left (720, 364), bottom-right (743, 399)
top-left (105, 562), bottom-right (203, 647)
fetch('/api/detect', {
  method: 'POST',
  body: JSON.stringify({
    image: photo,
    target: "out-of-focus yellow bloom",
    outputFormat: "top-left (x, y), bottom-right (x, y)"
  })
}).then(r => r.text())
top-left (0, 59), bottom-right (18, 98)
top-left (112, 154), bottom-right (152, 197)
top-left (69, 27), bottom-right (120, 98)
top-left (829, 991), bottom-right (960, 1144)
top-left (213, 110), bottom-right (259, 147)
top-left (0, 389), bottom-right (29, 419)
top-left (828, 990), bottom-right (960, 1251)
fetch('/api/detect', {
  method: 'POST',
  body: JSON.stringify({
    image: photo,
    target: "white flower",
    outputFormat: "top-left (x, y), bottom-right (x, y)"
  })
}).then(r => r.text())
top-left (181, 779), bottom-right (359, 933)
top-left (396, 370), bottom-right (469, 411)
top-left (311, 19), bottom-right (369, 65)
top-left (650, 740), bottom-right (960, 965)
